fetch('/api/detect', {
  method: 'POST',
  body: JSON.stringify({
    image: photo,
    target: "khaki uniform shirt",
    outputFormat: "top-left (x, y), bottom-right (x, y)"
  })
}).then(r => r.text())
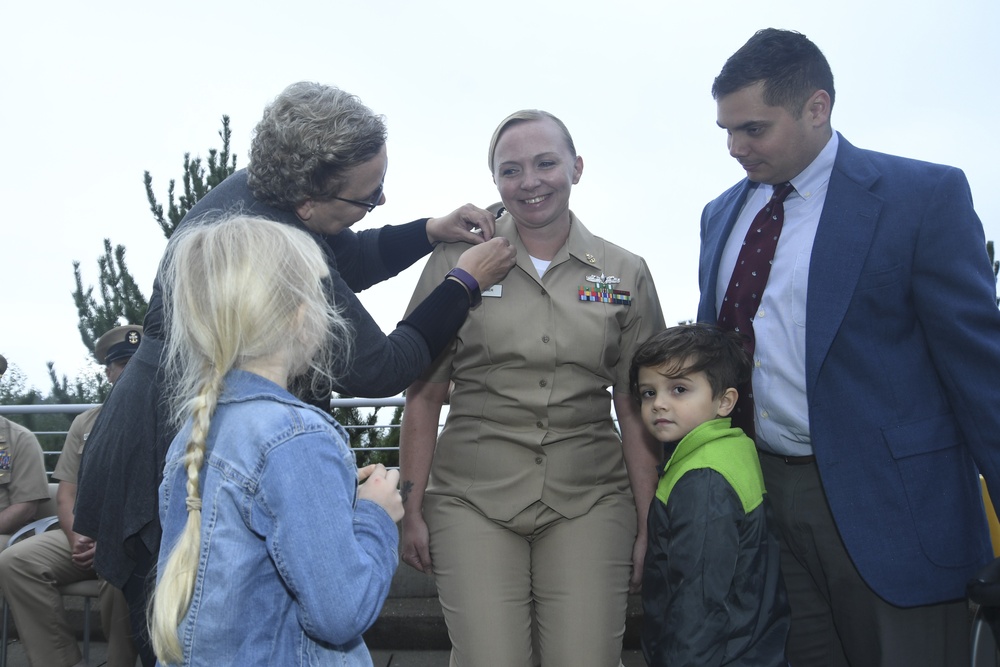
top-left (0, 417), bottom-right (49, 511)
top-left (409, 212), bottom-right (664, 521)
top-left (53, 406), bottom-right (101, 485)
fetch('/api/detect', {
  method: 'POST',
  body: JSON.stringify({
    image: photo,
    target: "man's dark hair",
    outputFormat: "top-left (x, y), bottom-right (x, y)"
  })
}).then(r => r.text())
top-left (712, 28), bottom-right (835, 116)
top-left (630, 323), bottom-right (752, 400)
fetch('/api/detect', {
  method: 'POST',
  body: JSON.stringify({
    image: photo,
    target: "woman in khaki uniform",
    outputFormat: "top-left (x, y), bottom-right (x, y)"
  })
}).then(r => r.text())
top-left (400, 110), bottom-right (665, 666)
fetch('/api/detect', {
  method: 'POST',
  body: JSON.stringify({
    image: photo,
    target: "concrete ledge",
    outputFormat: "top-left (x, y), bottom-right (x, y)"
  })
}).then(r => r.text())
top-left (365, 597), bottom-right (451, 650)
top-left (6, 552), bottom-right (644, 650)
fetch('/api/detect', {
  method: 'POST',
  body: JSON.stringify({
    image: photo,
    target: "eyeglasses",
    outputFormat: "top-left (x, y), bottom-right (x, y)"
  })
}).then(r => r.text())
top-left (330, 181), bottom-right (384, 213)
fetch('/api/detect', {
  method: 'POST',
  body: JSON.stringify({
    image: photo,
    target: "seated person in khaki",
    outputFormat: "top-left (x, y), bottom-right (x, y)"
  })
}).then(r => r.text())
top-left (0, 329), bottom-right (140, 667)
top-left (0, 354), bottom-right (49, 543)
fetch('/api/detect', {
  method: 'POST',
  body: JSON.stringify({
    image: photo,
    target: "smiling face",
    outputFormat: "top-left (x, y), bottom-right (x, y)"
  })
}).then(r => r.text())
top-left (636, 362), bottom-right (737, 443)
top-left (294, 144), bottom-right (388, 235)
top-left (716, 81), bottom-right (831, 185)
top-left (491, 118), bottom-right (582, 232)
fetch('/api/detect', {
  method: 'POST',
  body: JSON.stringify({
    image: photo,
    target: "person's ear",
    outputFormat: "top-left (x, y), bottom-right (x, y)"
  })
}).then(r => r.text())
top-left (805, 89), bottom-right (832, 127)
top-left (572, 156), bottom-right (584, 185)
top-left (717, 387), bottom-right (739, 417)
top-left (295, 200), bottom-right (314, 221)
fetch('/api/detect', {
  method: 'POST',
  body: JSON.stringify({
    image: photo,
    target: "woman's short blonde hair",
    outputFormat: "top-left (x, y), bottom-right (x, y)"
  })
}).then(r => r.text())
top-left (486, 109), bottom-right (576, 173)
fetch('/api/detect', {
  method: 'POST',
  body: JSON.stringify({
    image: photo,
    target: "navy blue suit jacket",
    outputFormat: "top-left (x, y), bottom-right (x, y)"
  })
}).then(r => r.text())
top-left (697, 133), bottom-right (1000, 606)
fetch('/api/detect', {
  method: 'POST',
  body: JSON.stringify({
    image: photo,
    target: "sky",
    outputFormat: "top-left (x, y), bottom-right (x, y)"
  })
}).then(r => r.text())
top-left (2, 0), bottom-right (998, 392)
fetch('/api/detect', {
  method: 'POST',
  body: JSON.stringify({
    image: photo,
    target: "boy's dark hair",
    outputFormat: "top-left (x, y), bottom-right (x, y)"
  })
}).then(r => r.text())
top-left (712, 28), bottom-right (835, 117)
top-left (630, 323), bottom-right (752, 399)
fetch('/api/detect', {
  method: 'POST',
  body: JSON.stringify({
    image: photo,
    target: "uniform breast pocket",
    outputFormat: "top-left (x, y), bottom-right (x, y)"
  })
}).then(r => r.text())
top-left (0, 442), bottom-right (11, 484)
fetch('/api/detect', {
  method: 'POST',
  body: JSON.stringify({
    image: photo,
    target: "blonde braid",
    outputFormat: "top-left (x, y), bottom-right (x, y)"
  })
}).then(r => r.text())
top-left (146, 214), bottom-right (353, 664)
top-left (149, 369), bottom-right (223, 664)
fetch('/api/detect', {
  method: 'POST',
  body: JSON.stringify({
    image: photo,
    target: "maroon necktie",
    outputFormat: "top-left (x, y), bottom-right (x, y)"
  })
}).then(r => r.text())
top-left (717, 182), bottom-right (795, 439)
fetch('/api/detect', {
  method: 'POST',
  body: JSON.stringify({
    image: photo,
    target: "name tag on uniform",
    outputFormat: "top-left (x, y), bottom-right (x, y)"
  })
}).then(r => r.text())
top-left (483, 284), bottom-right (503, 298)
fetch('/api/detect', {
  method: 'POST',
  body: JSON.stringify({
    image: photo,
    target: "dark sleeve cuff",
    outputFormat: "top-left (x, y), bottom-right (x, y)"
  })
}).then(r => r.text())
top-left (400, 279), bottom-right (470, 359)
top-left (378, 219), bottom-right (433, 275)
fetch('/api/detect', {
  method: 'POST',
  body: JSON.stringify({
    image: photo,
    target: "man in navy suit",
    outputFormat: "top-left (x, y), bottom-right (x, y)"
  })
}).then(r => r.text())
top-left (698, 28), bottom-right (1000, 665)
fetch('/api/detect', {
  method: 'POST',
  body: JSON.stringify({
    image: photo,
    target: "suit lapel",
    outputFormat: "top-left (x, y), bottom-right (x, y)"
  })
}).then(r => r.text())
top-left (805, 136), bottom-right (883, 395)
top-left (699, 181), bottom-right (752, 323)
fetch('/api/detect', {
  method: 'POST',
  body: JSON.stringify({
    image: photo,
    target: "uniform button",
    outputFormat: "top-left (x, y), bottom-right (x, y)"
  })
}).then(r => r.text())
top-left (536, 421), bottom-right (544, 429)
top-left (757, 309), bottom-right (765, 317)
top-left (535, 457), bottom-right (543, 465)
top-left (755, 359), bottom-right (761, 368)
top-left (542, 335), bottom-right (550, 344)
top-left (760, 410), bottom-right (769, 419)
top-left (539, 379), bottom-right (547, 387)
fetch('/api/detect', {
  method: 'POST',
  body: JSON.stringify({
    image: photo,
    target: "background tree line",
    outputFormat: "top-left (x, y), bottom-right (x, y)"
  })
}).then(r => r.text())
top-left (1, 116), bottom-right (400, 470)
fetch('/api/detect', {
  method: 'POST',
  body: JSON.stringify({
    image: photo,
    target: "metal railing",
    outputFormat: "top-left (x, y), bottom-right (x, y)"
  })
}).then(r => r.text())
top-left (0, 398), bottom-right (408, 476)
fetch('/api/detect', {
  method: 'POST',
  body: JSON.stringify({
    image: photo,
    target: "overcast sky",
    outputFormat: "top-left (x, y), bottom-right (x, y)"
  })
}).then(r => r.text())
top-left (2, 0), bottom-right (998, 392)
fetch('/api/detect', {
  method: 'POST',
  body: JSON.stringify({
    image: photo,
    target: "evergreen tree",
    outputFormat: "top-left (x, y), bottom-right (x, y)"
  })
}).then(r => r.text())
top-left (339, 404), bottom-right (403, 468)
top-left (59, 117), bottom-right (237, 398)
top-left (46, 361), bottom-right (105, 405)
top-left (71, 239), bottom-right (148, 357)
top-left (144, 115), bottom-right (237, 239)
top-left (0, 364), bottom-right (40, 411)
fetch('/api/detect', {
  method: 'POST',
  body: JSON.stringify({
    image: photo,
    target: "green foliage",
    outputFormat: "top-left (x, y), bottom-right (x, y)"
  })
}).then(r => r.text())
top-left (144, 115), bottom-right (237, 239)
top-left (46, 362), bottom-right (106, 405)
top-left (71, 239), bottom-right (148, 358)
top-left (0, 364), bottom-right (40, 410)
top-left (335, 404), bottom-right (404, 468)
top-left (61, 116), bottom-right (238, 399)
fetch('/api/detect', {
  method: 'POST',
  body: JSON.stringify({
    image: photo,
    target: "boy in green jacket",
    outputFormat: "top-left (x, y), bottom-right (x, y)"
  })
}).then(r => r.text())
top-left (630, 323), bottom-right (789, 666)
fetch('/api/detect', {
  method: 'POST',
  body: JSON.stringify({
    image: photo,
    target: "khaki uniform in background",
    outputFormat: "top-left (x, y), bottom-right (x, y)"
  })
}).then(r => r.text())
top-left (0, 407), bottom-right (138, 667)
top-left (0, 417), bottom-right (49, 544)
top-left (0, 329), bottom-right (140, 667)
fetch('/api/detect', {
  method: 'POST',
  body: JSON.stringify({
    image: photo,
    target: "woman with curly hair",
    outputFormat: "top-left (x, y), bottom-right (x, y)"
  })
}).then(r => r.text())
top-left (75, 82), bottom-right (515, 666)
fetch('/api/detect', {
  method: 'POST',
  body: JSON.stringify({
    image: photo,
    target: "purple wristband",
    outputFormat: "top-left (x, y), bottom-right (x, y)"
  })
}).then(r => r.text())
top-left (446, 268), bottom-right (482, 307)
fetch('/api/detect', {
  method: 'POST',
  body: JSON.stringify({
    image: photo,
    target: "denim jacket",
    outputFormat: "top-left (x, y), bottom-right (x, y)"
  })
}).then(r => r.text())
top-left (156, 370), bottom-right (399, 666)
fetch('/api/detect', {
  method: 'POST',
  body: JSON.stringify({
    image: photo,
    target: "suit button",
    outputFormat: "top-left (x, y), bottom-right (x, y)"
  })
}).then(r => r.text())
top-left (539, 379), bottom-right (547, 387)
top-left (536, 421), bottom-right (544, 429)
top-left (535, 457), bottom-right (543, 465)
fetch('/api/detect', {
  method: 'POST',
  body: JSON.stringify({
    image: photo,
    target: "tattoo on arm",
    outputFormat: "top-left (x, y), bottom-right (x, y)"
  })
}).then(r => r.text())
top-left (401, 480), bottom-right (413, 505)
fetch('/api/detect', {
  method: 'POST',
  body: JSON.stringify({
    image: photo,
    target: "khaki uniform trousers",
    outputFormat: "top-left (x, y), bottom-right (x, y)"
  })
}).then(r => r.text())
top-left (0, 529), bottom-right (137, 667)
top-left (425, 493), bottom-right (635, 667)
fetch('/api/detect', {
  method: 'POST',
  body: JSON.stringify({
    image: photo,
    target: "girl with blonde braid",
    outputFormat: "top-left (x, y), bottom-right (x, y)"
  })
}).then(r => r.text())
top-left (149, 215), bottom-right (403, 667)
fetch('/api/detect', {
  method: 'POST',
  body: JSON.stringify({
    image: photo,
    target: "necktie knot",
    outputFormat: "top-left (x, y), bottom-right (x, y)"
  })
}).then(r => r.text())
top-left (772, 182), bottom-right (795, 204)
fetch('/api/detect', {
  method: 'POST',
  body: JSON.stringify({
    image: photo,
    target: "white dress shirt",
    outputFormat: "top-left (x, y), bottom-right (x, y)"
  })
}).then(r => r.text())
top-left (715, 133), bottom-right (839, 455)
